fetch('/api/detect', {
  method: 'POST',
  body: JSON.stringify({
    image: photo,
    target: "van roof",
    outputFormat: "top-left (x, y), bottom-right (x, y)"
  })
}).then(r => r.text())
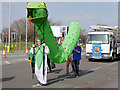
top-left (88, 32), bottom-right (112, 35)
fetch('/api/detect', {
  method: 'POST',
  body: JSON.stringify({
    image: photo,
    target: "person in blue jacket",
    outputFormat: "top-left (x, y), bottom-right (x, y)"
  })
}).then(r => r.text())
top-left (72, 43), bottom-right (82, 77)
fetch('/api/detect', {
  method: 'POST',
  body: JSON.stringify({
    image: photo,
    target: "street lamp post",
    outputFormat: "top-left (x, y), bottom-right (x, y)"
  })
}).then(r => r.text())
top-left (26, 9), bottom-right (27, 53)
top-left (8, 2), bottom-right (11, 52)
top-left (16, 33), bottom-right (17, 51)
top-left (5, 32), bottom-right (7, 51)
top-left (19, 34), bottom-right (21, 51)
top-left (11, 33), bottom-right (12, 51)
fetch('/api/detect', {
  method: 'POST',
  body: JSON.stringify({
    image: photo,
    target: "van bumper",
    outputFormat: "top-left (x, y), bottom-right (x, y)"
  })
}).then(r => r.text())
top-left (86, 53), bottom-right (111, 59)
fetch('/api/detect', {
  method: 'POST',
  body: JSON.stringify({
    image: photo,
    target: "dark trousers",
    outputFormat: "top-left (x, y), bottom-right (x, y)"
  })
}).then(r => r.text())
top-left (47, 57), bottom-right (52, 72)
top-left (73, 59), bottom-right (80, 76)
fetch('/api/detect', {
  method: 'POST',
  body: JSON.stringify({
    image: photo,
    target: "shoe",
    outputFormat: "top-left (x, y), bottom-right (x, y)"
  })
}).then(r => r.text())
top-left (37, 82), bottom-right (44, 86)
top-left (49, 70), bottom-right (52, 73)
top-left (76, 76), bottom-right (79, 78)
top-left (65, 72), bottom-right (69, 75)
top-left (37, 83), bottom-right (41, 87)
top-left (73, 71), bottom-right (75, 75)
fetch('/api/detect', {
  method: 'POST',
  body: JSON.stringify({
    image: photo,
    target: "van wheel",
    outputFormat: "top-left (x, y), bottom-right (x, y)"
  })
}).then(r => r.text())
top-left (88, 58), bottom-right (92, 62)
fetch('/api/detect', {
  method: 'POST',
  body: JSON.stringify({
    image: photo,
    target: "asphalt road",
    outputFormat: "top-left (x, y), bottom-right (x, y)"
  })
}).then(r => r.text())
top-left (1, 51), bottom-right (120, 88)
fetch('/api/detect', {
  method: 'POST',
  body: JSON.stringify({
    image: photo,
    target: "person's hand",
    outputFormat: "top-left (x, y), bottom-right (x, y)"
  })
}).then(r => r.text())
top-left (70, 58), bottom-right (73, 61)
top-left (33, 44), bottom-right (35, 47)
top-left (43, 43), bottom-right (46, 47)
top-left (43, 43), bottom-right (48, 49)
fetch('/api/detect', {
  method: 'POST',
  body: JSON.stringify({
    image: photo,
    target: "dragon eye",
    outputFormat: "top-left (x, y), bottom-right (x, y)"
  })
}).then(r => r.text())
top-left (41, 2), bottom-right (45, 6)
top-left (28, 2), bottom-right (31, 6)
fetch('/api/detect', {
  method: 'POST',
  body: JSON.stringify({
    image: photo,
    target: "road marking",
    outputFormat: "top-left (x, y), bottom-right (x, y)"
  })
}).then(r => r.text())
top-left (86, 81), bottom-right (96, 84)
top-left (88, 62), bottom-right (109, 65)
top-left (107, 62), bottom-right (118, 66)
top-left (25, 59), bottom-right (30, 62)
top-left (91, 67), bottom-right (101, 71)
top-left (6, 55), bottom-right (26, 57)
top-left (2, 58), bottom-right (29, 65)
top-left (10, 58), bottom-right (29, 63)
top-left (97, 63), bottom-right (109, 65)
top-left (4, 61), bottom-right (10, 64)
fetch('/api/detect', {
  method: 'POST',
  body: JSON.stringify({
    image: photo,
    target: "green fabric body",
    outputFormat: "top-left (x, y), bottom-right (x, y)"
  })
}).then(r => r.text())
top-left (35, 45), bottom-right (43, 68)
top-left (35, 20), bottom-right (81, 63)
top-left (27, 2), bottom-right (81, 63)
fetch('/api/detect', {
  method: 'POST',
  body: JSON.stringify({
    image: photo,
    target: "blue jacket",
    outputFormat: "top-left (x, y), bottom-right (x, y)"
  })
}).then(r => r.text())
top-left (72, 46), bottom-right (82, 60)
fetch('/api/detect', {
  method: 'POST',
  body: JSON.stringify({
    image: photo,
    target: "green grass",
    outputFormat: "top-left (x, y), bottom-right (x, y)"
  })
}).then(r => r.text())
top-left (0, 42), bottom-right (34, 51)
top-left (78, 45), bottom-right (86, 49)
top-left (0, 42), bottom-right (86, 51)
top-left (0, 43), bottom-right (3, 51)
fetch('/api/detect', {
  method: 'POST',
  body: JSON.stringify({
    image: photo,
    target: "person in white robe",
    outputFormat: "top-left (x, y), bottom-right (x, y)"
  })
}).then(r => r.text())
top-left (35, 39), bottom-right (50, 86)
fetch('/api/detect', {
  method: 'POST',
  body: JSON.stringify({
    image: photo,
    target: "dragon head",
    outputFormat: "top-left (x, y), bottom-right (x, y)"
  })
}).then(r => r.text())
top-left (27, 2), bottom-right (48, 24)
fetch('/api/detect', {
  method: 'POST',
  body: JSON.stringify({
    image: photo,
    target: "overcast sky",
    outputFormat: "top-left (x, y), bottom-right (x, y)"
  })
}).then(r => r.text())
top-left (1, 2), bottom-right (118, 33)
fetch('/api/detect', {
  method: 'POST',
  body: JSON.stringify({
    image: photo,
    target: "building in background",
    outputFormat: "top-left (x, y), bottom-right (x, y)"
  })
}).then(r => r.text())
top-left (51, 26), bottom-right (68, 45)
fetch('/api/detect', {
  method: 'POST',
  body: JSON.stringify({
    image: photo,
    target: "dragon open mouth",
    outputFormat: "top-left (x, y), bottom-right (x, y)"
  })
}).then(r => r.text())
top-left (27, 8), bottom-right (48, 24)
top-left (27, 8), bottom-right (47, 19)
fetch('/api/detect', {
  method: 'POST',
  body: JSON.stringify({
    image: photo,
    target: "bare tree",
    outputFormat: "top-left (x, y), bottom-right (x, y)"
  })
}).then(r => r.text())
top-left (48, 18), bottom-right (62, 26)
top-left (2, 28), bottom-right (14, 43)
top-left (79, 28), bottom-right (87, 45)
top-left (2, 18), bottom-right (62, 42)
top-left (10, 18), bottom-right (37, 42)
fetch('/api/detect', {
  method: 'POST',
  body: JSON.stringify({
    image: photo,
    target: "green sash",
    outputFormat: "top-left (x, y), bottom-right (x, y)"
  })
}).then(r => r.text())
top-left (29, 50), bottom-right (33, 59)
top-left (35, 45), bottom-right (43, 68)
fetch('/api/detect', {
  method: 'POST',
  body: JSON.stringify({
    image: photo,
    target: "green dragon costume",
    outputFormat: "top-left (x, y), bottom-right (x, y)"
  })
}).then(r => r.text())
top-left (27, 2), bottom-right (81, 63)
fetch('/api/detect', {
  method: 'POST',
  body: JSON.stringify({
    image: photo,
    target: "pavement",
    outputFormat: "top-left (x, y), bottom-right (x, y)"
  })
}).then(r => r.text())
top-left (1, 51), bottom-right (120, 88)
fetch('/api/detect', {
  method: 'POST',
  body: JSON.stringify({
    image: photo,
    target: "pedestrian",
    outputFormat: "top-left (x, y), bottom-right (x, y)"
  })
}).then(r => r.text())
top-left (72, 43), bottom-right (82, 77)
top-left (29, 44), bottom-right (36, 61)
top-left (66, 53), bottom-right (75, 75)
top-left (35, 39), bottom-right (50, 86)
top-left (29, 44), bottom-right (37, 79)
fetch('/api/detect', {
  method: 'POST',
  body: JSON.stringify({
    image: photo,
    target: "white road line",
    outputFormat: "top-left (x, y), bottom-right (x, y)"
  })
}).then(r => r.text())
top-left (7, 55), bottom-right (26, 57)
top-left (15, 58), bottom-right (27, 61)
top-left (3, 58), bottom-right (28, 64)
top-left (91, 67), bottom-right (101, 71)
top-left (107, 62), bottom-right (118, 66)
top-left (25, 59), bottom-right (30, 62)
top-left (11, 58), bottom-right (29, 63)
top-left (4, 61), bottom-right (10, 64)
top-left (97, 63), bottom-right (109, 65)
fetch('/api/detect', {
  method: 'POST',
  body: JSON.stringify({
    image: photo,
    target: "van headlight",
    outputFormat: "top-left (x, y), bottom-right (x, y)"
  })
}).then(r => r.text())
top-left (86, 54), bottom-right (90, 56)
top-left (103, 54), bottom-right (110, 57)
